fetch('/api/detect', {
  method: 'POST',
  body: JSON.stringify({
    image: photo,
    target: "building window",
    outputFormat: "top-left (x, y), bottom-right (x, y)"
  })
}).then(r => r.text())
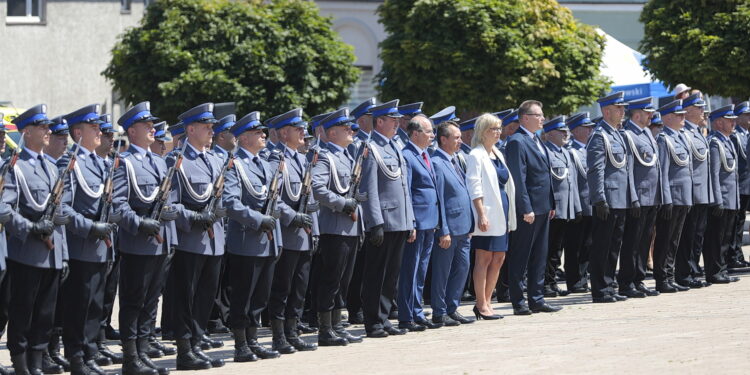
top-left (121, 0), bottom-right (132, 14)
top-left (6, 0), bottom-right (45, 24)
top-left (346, 66), bottom-right (377, 110)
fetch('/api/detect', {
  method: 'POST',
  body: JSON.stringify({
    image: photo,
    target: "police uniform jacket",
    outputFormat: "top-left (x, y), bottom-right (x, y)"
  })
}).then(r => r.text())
top-left (545, 141), bottom-right (581, 220)
top-left (311, 142), bottom-right (363, 236)
top-left (622, 120), bottom-right (663, 207)
top-left (708, 132), bottom-right (740, 210)
top-left (568, 140), bottom-right (592, 216)
top-left (684, 121), bottom-right (713, 204)
top-left (586, 121), bottom-right (638, 209)
top-left (657, 126), bottom-right (693, 206)
top-left (267, 143), bottom-right (313, 251)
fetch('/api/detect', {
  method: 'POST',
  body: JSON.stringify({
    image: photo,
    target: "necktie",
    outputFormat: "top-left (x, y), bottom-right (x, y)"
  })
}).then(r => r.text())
top-left (422, 151), bottom-right (431, 171)
top-left (146, 152), bottom-right (159, 174)
top-left (451, 157), bottom-right (465, 180)
top-left (198, 153), bottom-right (213, 175)
top-left (253, 156), bottom-right (266, 184)
top-left (91, 153), bottom-right (104, 175)
top-left (533, 135), bottom-right (545, 155)
top-left (36, 155), bottom-right (49, 182)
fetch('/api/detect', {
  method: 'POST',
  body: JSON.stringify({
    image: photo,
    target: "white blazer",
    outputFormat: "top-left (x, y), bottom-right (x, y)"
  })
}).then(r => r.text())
top-left (466, 146), bottom-right (517, 237)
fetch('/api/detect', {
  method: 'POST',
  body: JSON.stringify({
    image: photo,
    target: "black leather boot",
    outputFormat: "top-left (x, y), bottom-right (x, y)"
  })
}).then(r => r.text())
top-left (190, 338), bottom-right (224, 368)
top-left (231, 328), bottom-right (258, 362)
top-left (174, 339), bottom-right (210, 371)
top-left (68, 356), bottom-right (92, 375)
top-left (149, 336), bottom-right (176, 356)
top-left (284, 318), bottom-right (317, 351)
top-left (333, 309), bottom-right (363, 343)
top-left (136, 338), bottom-right (168, 375)
top-left (270, 320), bottom-right (296, 355)
top-left (27, 350), bottom-right (45, 375)
top-left (245, 327), bottom-right (280, 359)
top-left (97, 329), bottom-right (123, 364)
top-left (121, 340), bottom-right (156, 375)
top-left (11, 353), bottom-right (30, 375)
top-left (41, 350), bottom-right (63, 374)
top-left (48, 334), bottom-right (70, 371)
top-left (317, 311), bottom-right (347, 347)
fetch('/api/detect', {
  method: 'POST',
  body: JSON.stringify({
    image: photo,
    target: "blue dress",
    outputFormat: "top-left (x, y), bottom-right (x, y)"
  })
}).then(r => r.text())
top-left (471, 157), bottom-right (510, 252)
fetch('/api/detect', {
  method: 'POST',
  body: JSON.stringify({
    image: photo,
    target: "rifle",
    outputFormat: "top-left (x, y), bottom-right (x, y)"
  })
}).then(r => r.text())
top-left (40, 140), bottom-right (82, 250)
top-left (346, 142), bottom-right (369, 221)
top-left (0, 135), bottom-right (25, 232)
top-left (297, 148), bottom-right (318, 234)
top-left (261, 153), bottom-right (285, 242)
top-left (203, 154), bottom-right (234, 239)
top-left (149, 141), bottom-right (188, 244)
top-left (97, 152), bottom-right (120, 248)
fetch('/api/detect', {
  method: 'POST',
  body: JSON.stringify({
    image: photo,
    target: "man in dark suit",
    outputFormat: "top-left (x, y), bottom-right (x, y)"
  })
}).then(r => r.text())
top-left (504, 100), bottom-right (560, 315)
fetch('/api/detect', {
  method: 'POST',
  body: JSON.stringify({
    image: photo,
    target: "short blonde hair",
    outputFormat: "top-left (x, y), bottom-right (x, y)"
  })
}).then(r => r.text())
top-left (471, 113), bottom-right (502, 148)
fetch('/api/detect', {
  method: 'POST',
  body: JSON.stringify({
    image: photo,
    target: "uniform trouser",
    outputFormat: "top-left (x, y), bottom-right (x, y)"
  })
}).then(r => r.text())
top-left (676, 204), bottom-right (709, 283)
top-left (704, 209), bottom-right (737, 279)
top-left (508, 217), bottom-right (549, 308)
top-left (208, 254), bottom-right (231, 329)
top-left (617, 205), bottom-right (659, 291)
top-left (119, 253), bottom-right (169, 341)
top-left (589, 209), bottom-right (626, 299)
top-left (653, 205), bottom-right (690, 283)
top-left (563, 216), bottom-right (592, 290)
top-left (101, 255), bottom-right (119, 333)
top-left (315, 235), bottom-right (359, 312)
top-left (0, 269), bottom-right (9, 337)
top-left (544, 219), bottom-right (567, 287)
top-left (361, 231), bottom-right (408, 332)
top-left (346, 241), bottom-right (365, 315)
top-left (728, 195), bottom-right (750, 263)
top-left (430, 233), bottom-right (470, 317)
top-left (228, 253), bottom-right (277, 329)
top-left (159, 251), bottom-right (175, 338)
top-left (397, 229), bottom-right (434, 323)
top-left (62, 260), bottom-right (108, 360)
top-left (7, 260), bottom-right (60, 355)
top-left (268, 249), bottom-right (311, 321)
top-left (171, 251), bottom-right (222, 340)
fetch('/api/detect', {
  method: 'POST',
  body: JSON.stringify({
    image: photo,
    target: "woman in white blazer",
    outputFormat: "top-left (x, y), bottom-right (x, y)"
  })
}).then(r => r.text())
top-left (466, 114), bottom-right (516, 320)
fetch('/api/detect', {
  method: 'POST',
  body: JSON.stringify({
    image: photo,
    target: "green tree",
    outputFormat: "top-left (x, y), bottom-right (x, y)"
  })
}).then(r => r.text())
top-left (103, 0), bottom-right (359, 122)
top-left (640, 0), bottom-right (750, 98)
top-left (376, 0), bottom-right (609, 116)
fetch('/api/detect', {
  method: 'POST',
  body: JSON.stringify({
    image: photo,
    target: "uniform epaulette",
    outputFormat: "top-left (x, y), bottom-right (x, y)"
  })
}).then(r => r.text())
top-left (119, 151), bottom-right (132, 158)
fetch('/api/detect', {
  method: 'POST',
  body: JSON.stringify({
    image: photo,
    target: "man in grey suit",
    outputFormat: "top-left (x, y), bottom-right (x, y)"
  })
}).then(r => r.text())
top-left (618, 97), bottom-right (663, 298)
top-left (676, 94), bottom-right (713, 288)
top-left (360, 99), bottom-right (416, 338)
top-left (266, 109), bottom-right (318, 353)
top-left (6, 105), bottom-right (70, 375)
top-left (705, 105), bottom-right (741, 284)
top-left (654, 100), bottom-right (693, 293)
top-left (222, 111), bottom-right (283, 362)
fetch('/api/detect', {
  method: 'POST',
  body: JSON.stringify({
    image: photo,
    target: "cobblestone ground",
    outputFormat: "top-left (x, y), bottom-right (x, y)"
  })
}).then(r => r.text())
top-left (2, 272), bottom-right (748, 374)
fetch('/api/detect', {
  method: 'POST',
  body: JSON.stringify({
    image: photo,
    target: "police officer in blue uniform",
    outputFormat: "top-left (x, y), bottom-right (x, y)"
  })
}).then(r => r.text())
top-left (618, 97), bottom-right (663, 298)
top-left (654, 100), bottom-right (693, 293)
top-left (265, 109), bottom-right (318, 353)
top-left (587, 92), bottom-right (638, 303)
top-left (113, 101), bottom-right (178, 375)
top-left (150, 122), bottom-right (169, 156)
top-left (45, 116), bottom-right (71, 163)
top-left (6, 105), bottom-right (70, 375)
top-left (705, 105), bottom-right (741, 284)
top-left (0, 115), bottom-right (15, 375)
top-left (259, 115), bottom-right (280, 161)
top-left (676, 94), bottom-right (713, 288)
top-left (728, 101), bottom-right (750, 268)
top-left (222, 111), bottom-right (284, 361)
top-left (169, 103), bottom-right (226, 371)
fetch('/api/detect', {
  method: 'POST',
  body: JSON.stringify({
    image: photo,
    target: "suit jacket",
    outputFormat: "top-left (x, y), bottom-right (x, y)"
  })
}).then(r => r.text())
top-left (709, 132), bottom-right (740, 210)
top-left (267, 143), bottom-right (312, 251)
top-left (3, 150), bottom-right (68, 269)
top-left (545, 142), bottom-right (581, 220)
top-left (360, 131), bottom-right (415, 232)
top-left (402, 142), bottom-right (440, 230)
top-left (311, 143), bottom-right (363, 236)
top-left (432, 149), bottom-right (473, 237)
top-left (167, 143), bottom-right (225, 256)
top-left (57, 146), bottom-right (112, 263)
top-left (112, 145), bottom-right (178, 256)
top-left (223, 147), bottom-right (284, 257)
top-left (731, 126), bottom-right (750, 195)
top-left (568, 141), bottom-right (592, 216)
top-left (683, 121), bottom-right (713, 205)
top-left (505, 128), bottom-right (554, 215)
top-left (465, 146), bottom-right (516, 236)
top-left (586, 121), bottom-right (638, 209)
top-left (212, 145), bottom-right (231, 164)
top-left (623, 120), bottom-right (663, 207)
top-left (657, 126), bottom-right (693, 206)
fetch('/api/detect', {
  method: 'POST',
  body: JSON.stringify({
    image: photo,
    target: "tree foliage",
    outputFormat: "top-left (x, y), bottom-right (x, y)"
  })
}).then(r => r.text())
top-left (376, 0), bottom-right (610, 116)
top-left (640, 0), bottom-right (750, 98)
top-left (103, 0), bottom-right (360, 122)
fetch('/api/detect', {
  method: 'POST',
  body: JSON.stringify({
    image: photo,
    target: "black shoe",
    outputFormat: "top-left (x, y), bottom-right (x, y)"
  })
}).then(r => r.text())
top-left (655, 282), bottom-right (677, 293)
top-left (384, 326), bottom-right (407, 336)
top-left (612, 293), bottom-right (628, 301)
top-left (207, 322), bottom-right (230, 335)
top-left (461, 291), bottom-right (476, 302)
top-left (284, 319), bottom-right (317, 351)
top-left (727, 260), bottom-right (746, 269)
top-left (681, 279), bottom-right (704, 289)
top-left (27, 350), bottom-right (45, 375)
top-left (84, 360), bottom-right (105, 375)
top-left (669, 281), bottom-right (689, 291)
top-left (569, 286), bottom-right (589, 293)
top-left (347, 310), bottom-right (364, 325)
top-left (331, 310), bottom-right (363, 343)
top-left (473, 305), bottom-right (503, 319)
top-left (707, 275), bottom-right (731, 284)
top-left (175, 339), bottom-right (210, 371)
top-left (543, 285), bottom-right (558, 298)
top-left (636, 283), bottom-right (660, 296)
top-left (530, 303), bottom-right (562, 313)
top-left (192, 346), bottom-right (224, 368)
top-left (397, 322), bottom-right (426, 332)
top-left (316, 312), bottom-right (348, 347)
top-left (388, 310), bottom-right (399, 320)
top-left (231, 328), bottom-right (258, 363)
top-left (105, 325), bottom-right (121, 341)
top-left (136, 338), bottom-right (168, 375)
top-left (245, 327), bottom-right (280, 360)
top-left (297, 322), bottom-right (318, 334)
top-left (200, 334), bottom-right (223, 349)
top-left (41, 350), bottom-right (63, 374)
top-left (729, 275), bottom-right (740, 282)
top-left (149, 338), bottom-right (176, 356)
top-left (619, 289), bottom-right (646, 298)
top-left (415, 318), bottom-right (441, 329)
top-left (448, 311), bottom-right (475, 324)
top-left (432, 315), bottom-right (460, 327)
top-left (0, 363), bottom-right (13, 375)
top-left (366, 329), bottom-right (388, 338)
top-left (68, 356), bottom-right (93, 375)
top-left (592, 296), bottom-right (617, 303)
top-left (271, 320), bottom-right (296, 355)
top-left (551, 284), bottom-right (571, 296)
top-left (11, 353), bottom-right (30, 375)
top-left (98, 342), bottom-right (124, 365)
top-left (512, 305), bottom-right (532, 316)
top-left (48, 334), bottom-right (69, 372)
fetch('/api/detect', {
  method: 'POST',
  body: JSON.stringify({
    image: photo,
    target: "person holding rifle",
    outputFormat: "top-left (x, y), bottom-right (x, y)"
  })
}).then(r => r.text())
top-left (266, 108), bottom-right (318, 353)
top-left (6, 105), bottom-right (70, 375)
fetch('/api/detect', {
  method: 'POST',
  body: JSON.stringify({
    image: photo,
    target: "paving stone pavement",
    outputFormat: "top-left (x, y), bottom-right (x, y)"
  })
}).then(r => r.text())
top-left (2, 272), bottom-right (749, 374)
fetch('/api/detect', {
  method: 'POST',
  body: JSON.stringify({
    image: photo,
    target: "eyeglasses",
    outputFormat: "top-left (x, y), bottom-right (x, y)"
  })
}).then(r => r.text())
top-left (489, 127), bottom-right (502, 132)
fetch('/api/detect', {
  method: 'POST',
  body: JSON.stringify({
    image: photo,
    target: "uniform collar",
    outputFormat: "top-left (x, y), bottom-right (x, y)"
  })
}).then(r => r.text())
top-left (327, 142), bottom-right (345, 153)
top-left (240, 147), bottom-right (258, 160)
top-left (573, 139), bottom-right (586, 148)
top-left (130, 143), bottom-right (149, 156)
top-left (436, 147), bottom-right (453, 160)
top-left (409, 141), bottom-right (426, 155)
